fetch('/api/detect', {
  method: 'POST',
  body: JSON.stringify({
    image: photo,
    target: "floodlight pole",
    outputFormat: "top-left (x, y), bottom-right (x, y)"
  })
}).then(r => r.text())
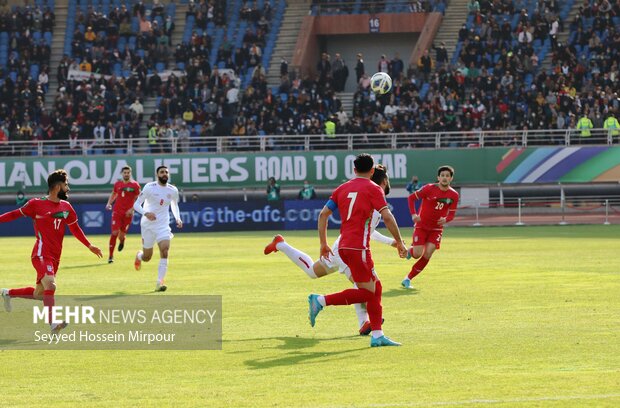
top-left (559, 185), bottom-right (567, 225)
top-left (604, 199), bottom-right (611, 225)
top-left (473, 203), bottom-right (482, 227)
top-left (515, 198), bottom-right (525, 226)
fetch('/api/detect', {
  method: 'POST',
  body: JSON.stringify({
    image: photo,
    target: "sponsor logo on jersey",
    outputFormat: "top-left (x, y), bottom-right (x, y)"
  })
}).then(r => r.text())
top-left (122, 187), bottom-right (136, 192)
top-left (52, 211), bottom-right (70, 219)
top-left (437, 198), bottom-right (453, 204)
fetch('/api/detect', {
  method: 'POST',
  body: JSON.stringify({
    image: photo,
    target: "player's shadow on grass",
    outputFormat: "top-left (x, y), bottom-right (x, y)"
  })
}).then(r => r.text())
top-left (382, 288), bottom-right (419, 298)
top-left (79, 291), bottom-right (154, 300)
top-left (63, 263), bottom-right (108, 270)
top-left (242, 336), bottom-right (367, 369)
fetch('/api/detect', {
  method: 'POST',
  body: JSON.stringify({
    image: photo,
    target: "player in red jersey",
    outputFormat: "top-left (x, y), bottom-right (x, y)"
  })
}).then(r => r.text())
top-left (308, 153), bottom-right (408, 347)
top-left (401, 165), bottom-right (459, 289)
top-left (0, 170), bottom-right (103, 333)
top-left (105, 166), bottom-right (141, 263)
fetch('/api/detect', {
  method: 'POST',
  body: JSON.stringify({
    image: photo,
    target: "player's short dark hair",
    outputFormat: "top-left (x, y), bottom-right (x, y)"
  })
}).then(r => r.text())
top-left (354, 153), bottom-right (374, 173)
top-left (437, 165), bottom-right (454, 177)
top-left (121, 166), bottom-right (132, 172)
top-left (48, 169), bottom-right (68, 191)
top-left (156, 165), bottom-right (168, 173)
top-left (371, 164), bottom-right (391, 196)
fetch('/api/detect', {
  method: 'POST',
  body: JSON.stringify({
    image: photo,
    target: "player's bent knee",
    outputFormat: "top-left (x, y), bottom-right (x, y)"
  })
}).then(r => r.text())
top-left (356, 280), bottom-right (375, 293)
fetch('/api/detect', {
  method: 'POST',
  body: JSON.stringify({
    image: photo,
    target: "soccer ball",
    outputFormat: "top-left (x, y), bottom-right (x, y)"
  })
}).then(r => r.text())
top-left (370, 72), bottom-right (392, 94)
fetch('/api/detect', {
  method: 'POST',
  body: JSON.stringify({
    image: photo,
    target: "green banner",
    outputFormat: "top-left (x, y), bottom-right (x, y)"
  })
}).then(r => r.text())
top-left (0, 149), bottom-right (518, 192)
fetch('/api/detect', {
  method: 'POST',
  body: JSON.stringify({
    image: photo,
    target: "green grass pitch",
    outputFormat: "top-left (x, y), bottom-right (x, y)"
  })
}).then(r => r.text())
top-left (1, 225), bottom-right (619, 407)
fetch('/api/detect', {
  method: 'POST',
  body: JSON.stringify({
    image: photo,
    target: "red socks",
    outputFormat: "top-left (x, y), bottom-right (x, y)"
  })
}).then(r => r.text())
top-left (109, 235), bottom-right (118, 258)
top-left (367, 280), bottom-right (383, 331)
top-left (43, 289), bottom-right (55, 324)
top-left (8, 287), bottom-right (35, 299)
top-left (325, 288), bottom-right (373, 306)
top-left (325, 281), bottom-right (384, 331)
top-left (408, 256), bottom-right (430, 280)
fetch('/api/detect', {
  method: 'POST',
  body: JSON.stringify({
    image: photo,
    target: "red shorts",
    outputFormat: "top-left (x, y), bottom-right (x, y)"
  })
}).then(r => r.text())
top-left (112, 212), bottom-right (132, 233)
top-left (412, 227), bottom-right (443, 249)
top-left (32, 257), bottom-right (59, 284)
top-left (338, 248), bottom-right (375, 282)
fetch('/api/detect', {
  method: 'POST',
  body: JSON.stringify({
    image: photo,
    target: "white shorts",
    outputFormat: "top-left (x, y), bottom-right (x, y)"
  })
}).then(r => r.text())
top-left (319, 240), bottom-right (351, 278)
top-left (319, 239), bottom-right (379, 281)
top-left (141, 222), bottom-right (173, 249)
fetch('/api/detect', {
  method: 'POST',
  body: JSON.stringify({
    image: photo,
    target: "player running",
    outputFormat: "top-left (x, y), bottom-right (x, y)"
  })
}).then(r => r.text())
top-left (264, 164), bottom-right (397, 336)
top-left (307, 153), bottom-right (408, 347)
top-left (105, 166), bottom-right (141, 263)
top-left (401, 165), bottom-right (459, 289)
top-left (0, 169), bottom-right (103, 333)
top-left (133, 165), bottom-right (183, 292)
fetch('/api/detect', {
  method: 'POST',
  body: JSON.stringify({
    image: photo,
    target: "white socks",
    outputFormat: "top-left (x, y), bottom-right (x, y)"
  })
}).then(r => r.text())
top-left (371, 330), bottom-right (384, 339)
top-left (277, 241), bottom-right (317, 279)
top-left (317, 295), bottom-right (326, 307)
top-left (137, 251), bottom-right (143, 261)
top-left (158, 259), bottom-right (168, 283)
top-left (352, 283), bottom-right (369, 327)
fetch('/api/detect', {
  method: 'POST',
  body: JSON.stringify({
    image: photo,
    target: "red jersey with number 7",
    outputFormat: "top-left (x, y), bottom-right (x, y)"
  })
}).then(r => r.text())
top-left (112, 180), bottom-right (141, 215)
top-left (19, 198), bottom-right (78, 261)
top-left (408, 183), bottom-right (459, 231)
top-left (330, 177), bottom-right (388, 250)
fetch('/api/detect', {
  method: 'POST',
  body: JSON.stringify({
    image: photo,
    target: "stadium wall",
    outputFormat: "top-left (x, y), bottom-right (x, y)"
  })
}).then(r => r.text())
top-left (293, 12), bottom-right (442, 75)
top-left (1, 147), bottom-right (620, 193)
top-left (0, 198), bottom-right (412, 236)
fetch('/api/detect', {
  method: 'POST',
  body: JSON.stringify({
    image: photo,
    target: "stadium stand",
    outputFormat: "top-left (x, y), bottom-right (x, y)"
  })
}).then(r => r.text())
top-left (0, 0), bottom-right (617, 156)
top-left (0, 2), bottom-right (54, 154)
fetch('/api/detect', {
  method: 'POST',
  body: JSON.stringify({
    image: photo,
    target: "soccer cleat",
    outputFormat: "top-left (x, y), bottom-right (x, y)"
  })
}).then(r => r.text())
top-left (155, 282), bottom-right (167, 292)
top-left (134, 252), bottom-right (142, 271)
top-left (308, 294), bottom-right (323, 327)
top-left (359, 318), bottom-right (385, 336)
top-left (1, 288), bottom-right (12, 312)
top-left (370, 335), bottom-right (401, 347)
top-left (264, 234), bottom-right (284, 255)
top-left (359, 321), bottom-right (371, 336)
top-left (50, 321), bottom-right (69, 334)
top-left (406, 247), bottom-right (413, 260)
top-left (108, 258), bottom-right (114, 264)
top-left (118, 241), bottom-right (124, 252)
top-left (401, 278), bottom-right (412, 289)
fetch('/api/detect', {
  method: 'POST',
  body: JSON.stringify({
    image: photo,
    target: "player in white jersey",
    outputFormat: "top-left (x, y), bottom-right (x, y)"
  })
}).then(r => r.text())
top-left (264, 165), bottom-right (398, 335)
top-left (133, 165), bottom-right (183, 292)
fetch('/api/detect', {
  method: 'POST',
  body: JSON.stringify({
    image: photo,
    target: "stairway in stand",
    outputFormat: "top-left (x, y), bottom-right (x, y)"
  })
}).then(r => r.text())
top-left (44, 2), bottom-right (69, 112)
top-left (266, 0), bottom-right (309, 87)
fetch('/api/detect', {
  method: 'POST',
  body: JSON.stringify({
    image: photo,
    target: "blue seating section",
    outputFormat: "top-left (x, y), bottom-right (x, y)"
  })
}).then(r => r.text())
top-left (0, 7), bottom-right (54, 74)
top-left (451, 0), bottom-right (577, 74)
top-left (64, 0), bottom-right (176, 75)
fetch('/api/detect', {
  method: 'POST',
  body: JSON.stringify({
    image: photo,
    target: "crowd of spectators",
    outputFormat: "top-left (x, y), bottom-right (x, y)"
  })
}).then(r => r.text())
top-left (145, 0), bottom-right (279, 152)
top-left (71, 1), bottom-right (175, 75)
top-left (0, 2), bottom-right (54, 152)
top-left (1, 0), bottom-right (618, 155)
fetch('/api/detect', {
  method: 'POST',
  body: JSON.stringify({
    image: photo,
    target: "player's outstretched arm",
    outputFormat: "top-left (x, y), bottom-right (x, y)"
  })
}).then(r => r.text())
top-left (318, 205), bottom-right (334, 259)
top-left (380, 208), bottom-right (407, 258)
top-left (370, 230), bottom-right (396, 246)
top-left (0, 209), bottom-right (24, 223)
top-left (67, 222), bottom-right (103, 258)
